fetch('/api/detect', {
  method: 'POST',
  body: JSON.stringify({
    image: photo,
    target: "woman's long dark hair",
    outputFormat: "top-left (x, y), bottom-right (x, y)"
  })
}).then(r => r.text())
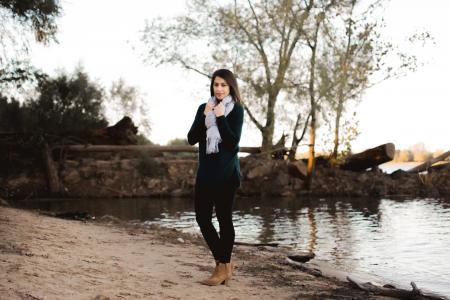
top-left (210, 69), bottom-right (241, 103)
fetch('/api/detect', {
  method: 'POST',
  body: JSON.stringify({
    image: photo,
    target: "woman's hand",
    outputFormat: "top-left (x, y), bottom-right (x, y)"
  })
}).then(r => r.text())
top-left (204, 102), bottom-right (214, 116)
top-left (214, 102), bottom-right (225, 117)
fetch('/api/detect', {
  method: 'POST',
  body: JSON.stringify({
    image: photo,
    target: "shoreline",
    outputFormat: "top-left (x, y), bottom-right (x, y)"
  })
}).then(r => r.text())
top-left (0, 206), bottom-right (385, 300)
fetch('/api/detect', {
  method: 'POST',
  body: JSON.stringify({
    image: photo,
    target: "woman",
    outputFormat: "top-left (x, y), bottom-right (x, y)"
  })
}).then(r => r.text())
top-left (187, 69), bottom-right (244, 286)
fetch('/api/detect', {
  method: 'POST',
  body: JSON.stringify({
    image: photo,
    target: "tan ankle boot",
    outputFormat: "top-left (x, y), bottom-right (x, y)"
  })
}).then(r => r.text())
top-left (200, 263), bottom-right (231, 286)
top-left (227, 260), bottom-right (234, 278)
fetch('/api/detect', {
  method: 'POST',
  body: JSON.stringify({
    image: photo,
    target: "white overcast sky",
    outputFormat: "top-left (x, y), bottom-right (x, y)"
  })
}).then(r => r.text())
top-left (29, 0), bottom-right (450, 152)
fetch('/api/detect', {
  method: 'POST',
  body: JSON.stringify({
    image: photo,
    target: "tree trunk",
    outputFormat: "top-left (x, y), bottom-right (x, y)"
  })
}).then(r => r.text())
top-left (42, 143), bottom-right (60, 195)
top-left (261, 131), bottom-right (273, 158)
top-left (331, 101), bottom-right (343, 160)
top-left (340, 143), bottom-right (395, 171)
top-left (304, 15), bottom-right (323, 190)
top-left (261, 94), bottom-right (277, 158)
top-left (331, 5), bottom-right (354, 160)
top-left (289, 112), bottom-right (310, 161)
top-left (305, 110), bottom-right (316, 189)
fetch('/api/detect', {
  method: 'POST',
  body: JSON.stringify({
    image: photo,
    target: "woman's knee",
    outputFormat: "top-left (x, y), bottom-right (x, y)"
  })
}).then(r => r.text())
top-left (217, 217), bottom-right (235, 233)
top-left (195, 213), bottom-right (212, 227)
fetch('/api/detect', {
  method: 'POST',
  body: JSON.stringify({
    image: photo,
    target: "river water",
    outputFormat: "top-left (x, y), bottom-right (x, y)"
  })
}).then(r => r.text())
top-left (17, 195), bottom-right (450, 296)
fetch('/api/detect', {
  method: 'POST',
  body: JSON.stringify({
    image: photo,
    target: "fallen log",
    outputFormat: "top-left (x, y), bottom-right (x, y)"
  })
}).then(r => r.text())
top-left (340, 143), bottom-right (395, 171)
top-left (347, 276), bottom-right (448, 300)
top-left (408, 150), bottom-right (450, 173)
top-left (283, 257), bottom-right (322, 277)
top-left (79, 116), bottom-right (138, 145)
top-left (429, 162), bottom-right (450, 172)
top-left (57, 145), bottom-right (265, 154)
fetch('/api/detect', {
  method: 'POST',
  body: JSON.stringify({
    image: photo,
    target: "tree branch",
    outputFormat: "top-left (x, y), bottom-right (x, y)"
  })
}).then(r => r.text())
top-left (244, 0), bottom-right (272, 87)
top-left (241, 100), bottom-right (264, 132)
top-left (177, 58), bottom-right (210, 78)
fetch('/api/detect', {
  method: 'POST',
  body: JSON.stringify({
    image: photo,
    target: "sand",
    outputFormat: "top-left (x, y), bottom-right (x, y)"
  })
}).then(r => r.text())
top-left (0, 205), bottom-right (378, 300)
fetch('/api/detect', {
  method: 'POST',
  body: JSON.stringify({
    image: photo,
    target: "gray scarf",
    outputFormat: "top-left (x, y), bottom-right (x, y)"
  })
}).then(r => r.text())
top-left (205, 95), bottom-right (235, 154)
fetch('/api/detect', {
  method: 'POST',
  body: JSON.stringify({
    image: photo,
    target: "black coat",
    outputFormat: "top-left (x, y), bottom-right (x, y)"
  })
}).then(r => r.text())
top-left (187, 102), bottom-right (244, 188)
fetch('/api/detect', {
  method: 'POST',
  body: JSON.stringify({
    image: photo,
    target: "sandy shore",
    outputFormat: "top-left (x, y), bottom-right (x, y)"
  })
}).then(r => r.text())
top-left (0, 205), bottom-right (380, 300)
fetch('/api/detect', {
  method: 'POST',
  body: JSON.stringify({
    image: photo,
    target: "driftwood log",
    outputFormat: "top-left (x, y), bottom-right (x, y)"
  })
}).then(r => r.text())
top-left (408, 150), bottom-right (450, 173)
top-left (347, 276), bottom-right (448, 300)
top-left (340, 143), bottom-right (395, 171)
top-left (429, 162), bottom-right (450, 172)
top-left (284, 257), bottom-right (322, 277)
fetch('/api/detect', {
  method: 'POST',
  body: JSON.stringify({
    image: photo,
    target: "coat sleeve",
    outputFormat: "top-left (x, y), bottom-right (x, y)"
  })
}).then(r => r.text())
top-left (216, 104), bottom-right (244, 150)
top-left (187, 104), bottom-right (206, 145)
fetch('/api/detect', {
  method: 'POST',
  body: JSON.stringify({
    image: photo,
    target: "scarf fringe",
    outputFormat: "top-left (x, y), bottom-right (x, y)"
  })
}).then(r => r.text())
top-left (206, 135), bottom-right (221, 154)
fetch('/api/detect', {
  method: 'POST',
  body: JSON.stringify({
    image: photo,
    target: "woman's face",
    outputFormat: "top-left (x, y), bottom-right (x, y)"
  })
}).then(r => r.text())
top-left (213, 76), bottom-right (230, 100)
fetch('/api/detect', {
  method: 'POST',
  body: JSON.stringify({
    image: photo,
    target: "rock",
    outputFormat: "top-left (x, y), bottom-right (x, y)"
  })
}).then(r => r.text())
top-left (170, 188), bottom-right (188, 197)
top-left (62, 169), bottom-right (80, 184)
top-left (78, 166), bottom-right (96, 179)
top-left (0, 198), bottom-right (10, 206)
top-left (288, 160), bottom-right (307, 179)
top-left (287, 252), bottom-right (315, 263)
top-left (246, 163), bottom-right (273, 179)
top-left (54, 211), bottom-right (93, 221)
top-left (356, 173), bottom-right (369, 183)
top-left (120, 159), bottom-right (138, 171)
top-left (390, 169), bottom-right (408, 180)
top-left (63, 160), bottom-right (79, 168)
top-left (99, 215), bottom-right (122, 224)
top-left (6, 174), bottom-right (29, 189)
top-left (94, 160), bottom-right (117, 170)
top-left (145, 178), bottom-right (161, 189)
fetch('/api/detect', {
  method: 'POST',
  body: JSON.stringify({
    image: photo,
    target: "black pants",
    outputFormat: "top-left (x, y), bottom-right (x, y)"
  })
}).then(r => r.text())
top-left (195, 182), bottom-right (237, 263)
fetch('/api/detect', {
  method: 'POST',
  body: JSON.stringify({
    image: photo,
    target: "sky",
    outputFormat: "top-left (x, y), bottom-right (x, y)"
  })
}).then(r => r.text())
top-left (29, 0), bottom-right (450, 152)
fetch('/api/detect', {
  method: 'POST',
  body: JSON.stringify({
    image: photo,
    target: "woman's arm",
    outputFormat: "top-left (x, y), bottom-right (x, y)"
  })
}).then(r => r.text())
top-left (187, 103), bottom-right (207, 145)
top-left (216, 104), bottom-right (244, 150)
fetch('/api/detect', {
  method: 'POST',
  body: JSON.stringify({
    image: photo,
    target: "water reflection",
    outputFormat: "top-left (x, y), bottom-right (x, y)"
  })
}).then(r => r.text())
top-left (16, 195), bottom-right (450, 296)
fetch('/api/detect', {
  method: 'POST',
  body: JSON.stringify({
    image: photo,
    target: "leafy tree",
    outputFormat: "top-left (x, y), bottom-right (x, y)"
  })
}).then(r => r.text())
top-left (167, 138), bottom-right (189, 146)
top-left (166, 137), bottom-right (195, 158)
top-left (0, 0), bottom-right (61, 87)
top-left (25, 68), bottom-right (108, 134)
top-left (319, 1), bottom-right (430, 160)
top-left (0, 95), bottom-right (28, 132)
top-left (136, 134), bottom-right (154, 145)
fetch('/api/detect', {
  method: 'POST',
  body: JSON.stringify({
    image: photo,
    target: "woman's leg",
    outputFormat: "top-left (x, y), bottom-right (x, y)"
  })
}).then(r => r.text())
top-left (194, 184), bottom-right (221, 261)
top-left (214, 184), bottom-right (237, 263)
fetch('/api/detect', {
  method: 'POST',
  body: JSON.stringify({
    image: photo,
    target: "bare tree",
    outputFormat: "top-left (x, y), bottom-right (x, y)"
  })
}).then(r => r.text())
top-left (141, 0), bottom-right (319, 155)
top-left (106, 78), bottom-right (152, 137)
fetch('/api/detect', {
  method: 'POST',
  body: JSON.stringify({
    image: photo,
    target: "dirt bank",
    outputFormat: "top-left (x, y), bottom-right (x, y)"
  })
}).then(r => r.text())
top-left (0, 206), bottom-right (387, 300)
